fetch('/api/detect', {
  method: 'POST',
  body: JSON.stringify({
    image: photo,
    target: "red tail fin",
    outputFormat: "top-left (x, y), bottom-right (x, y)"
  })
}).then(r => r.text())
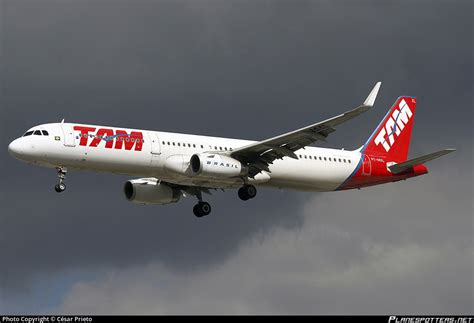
top-left (363, 96), bottom-right (417, 162)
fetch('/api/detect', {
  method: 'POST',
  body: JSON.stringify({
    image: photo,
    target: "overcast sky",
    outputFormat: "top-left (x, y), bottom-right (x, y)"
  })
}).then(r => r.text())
top-left (0, 0), bottom-right (472, 314)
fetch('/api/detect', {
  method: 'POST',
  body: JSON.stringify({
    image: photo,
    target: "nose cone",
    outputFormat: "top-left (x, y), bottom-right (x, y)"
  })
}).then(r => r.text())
top-left (8, 139), bottom-right (24, 159)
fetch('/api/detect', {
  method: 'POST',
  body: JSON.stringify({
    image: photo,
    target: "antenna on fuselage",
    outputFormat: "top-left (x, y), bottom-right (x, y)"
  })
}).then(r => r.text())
top-left (61, 118), bottom-right (65, 123)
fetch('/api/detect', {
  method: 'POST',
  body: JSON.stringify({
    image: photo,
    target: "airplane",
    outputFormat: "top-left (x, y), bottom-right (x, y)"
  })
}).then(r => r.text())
top-left (7, 82), bottom-right (455, 217)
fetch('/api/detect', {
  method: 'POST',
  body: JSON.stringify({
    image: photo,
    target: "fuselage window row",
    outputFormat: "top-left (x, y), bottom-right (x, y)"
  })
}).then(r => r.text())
top-left (159, 142), bottom-right (353, 164)
top-left (298, 154), bottom-right (351, 164)
top-left (161, 141), bottom-right (232, 151)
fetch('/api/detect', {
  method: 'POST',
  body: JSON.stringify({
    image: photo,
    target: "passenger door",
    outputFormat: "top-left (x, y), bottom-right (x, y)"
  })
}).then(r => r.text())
top-left (61, 124), bottom-right (76, 147)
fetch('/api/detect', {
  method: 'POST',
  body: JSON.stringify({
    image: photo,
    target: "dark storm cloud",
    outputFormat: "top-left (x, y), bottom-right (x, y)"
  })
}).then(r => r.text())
top-left (0, 0), bottom-right (472, 313)
top-left (55, 166), bottom-right (473, 314)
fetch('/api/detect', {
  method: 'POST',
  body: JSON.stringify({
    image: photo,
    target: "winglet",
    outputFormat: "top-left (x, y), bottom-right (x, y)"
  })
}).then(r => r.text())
top-left (363, 81), bottom-right (382, 107)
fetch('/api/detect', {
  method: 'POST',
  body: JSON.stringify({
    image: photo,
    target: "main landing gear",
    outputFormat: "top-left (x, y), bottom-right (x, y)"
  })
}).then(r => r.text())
top-left (192, 184), bottom-right (257, 217)
top-left (193, 190), bottom-right (211, 218)
top-left (238, 184), bottom-right (257, 201)
top-left (54, 167), bottom-right (67, 193)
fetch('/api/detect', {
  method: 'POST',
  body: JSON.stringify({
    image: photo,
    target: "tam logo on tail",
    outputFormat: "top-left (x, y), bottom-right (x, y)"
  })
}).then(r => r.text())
top-left (364, 96), bottom-right (417, 162)
top-left (373, 98), bottom-right (414, 152)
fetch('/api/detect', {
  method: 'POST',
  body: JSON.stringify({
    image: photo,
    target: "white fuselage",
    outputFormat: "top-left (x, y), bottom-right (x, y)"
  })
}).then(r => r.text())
top-left (8, 123), bottom-right (361, 192)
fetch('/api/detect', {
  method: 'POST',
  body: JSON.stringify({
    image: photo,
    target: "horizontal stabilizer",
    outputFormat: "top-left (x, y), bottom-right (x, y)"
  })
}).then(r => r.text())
top-left (389, 148), bottom-right (455, 174)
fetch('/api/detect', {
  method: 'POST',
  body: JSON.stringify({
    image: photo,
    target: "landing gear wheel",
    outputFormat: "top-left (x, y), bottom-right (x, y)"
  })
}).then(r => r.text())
top-left (193, 201), bottom-right (212, 217)
top-left (238, 184), bottom-right (257, 201)
top-left (238, 187), bottom-right (249, 201)
top-left (55, 183), bottom-right (66, 193)
top-left (244, 185), bottom-right (257, 199)
top-left (193, 204), bottom-right (201, 217)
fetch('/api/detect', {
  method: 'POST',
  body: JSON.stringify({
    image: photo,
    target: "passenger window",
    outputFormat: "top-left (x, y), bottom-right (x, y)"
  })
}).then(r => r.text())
top-left (349, 160), bottom-right (352, 163)
top-left (214, 146), bottom-right (217, 150)
top-left (201, 145), bottom-right (204, 148)
top-left (319, 157), bottom-right (322, 160)
top-left (162, 141), bottom-right (165, 145)
top-left (304, 155), bottom-right (307, 159)
top-left (34, 130), bottom-right (42, 135)
top-left (172, 142), bottom-right (175, 146)
top-left (193, 144), bottom-right (196, 148)
top-left (219, 146), bottom-right (222, 150)
top-left (224, 147), bottom-right (228, 151)
top-left (41, 130), bottom-right (49, 136)
top-left (328, 158), bottom-right (331, 161)
top-left (339, 158), bottom-right (341, 162)
top-left (23, 131), bottom-right (34, 137)
top-left (324, 157), bottom-right (327, 161)
top-left (178, 143), bottom-right (180, 146)
top-left (188, 144), bottom-right (191, 147)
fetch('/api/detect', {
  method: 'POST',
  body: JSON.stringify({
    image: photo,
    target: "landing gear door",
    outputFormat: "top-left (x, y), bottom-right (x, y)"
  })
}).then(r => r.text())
top-left (149, 132), bottom-right (161, 155)
top-left (61, 124), bottom-right (76, 147)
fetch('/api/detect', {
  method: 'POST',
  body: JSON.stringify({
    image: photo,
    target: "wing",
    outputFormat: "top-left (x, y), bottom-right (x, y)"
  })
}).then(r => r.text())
top-left (230, 82), bottom-right (382, 177)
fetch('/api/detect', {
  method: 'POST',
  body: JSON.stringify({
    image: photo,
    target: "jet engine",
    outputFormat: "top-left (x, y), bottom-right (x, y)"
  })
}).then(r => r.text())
top-left (190, 153), bottom-right (247, 178)
top-left (123, 178), bottom-right (181, 205)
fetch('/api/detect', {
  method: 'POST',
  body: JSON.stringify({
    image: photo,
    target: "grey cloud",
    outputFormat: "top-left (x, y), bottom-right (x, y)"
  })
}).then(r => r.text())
top-left (0, 0), bottom-right (472, 313)
top-left (55, 162), bottom-right (473, 314)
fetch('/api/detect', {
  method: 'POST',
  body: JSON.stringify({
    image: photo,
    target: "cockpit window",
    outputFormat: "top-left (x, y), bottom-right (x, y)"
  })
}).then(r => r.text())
top-left (34, 130), bottom-right (42, 135)
top-left (41, 130), bottom-right (49, 136)
top-left (23, 131), bottom-right (34, 137)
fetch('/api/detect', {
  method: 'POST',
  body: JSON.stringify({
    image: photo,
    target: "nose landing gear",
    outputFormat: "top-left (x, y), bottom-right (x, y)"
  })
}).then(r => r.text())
top-left (54, 167), bottom-right (67, 193)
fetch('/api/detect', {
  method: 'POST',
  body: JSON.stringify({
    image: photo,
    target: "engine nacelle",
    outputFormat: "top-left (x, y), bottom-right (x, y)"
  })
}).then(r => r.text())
top-left (190, 153), bottom-right (247, 178)
top-left (123, 178), bottom-right (180, 205)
